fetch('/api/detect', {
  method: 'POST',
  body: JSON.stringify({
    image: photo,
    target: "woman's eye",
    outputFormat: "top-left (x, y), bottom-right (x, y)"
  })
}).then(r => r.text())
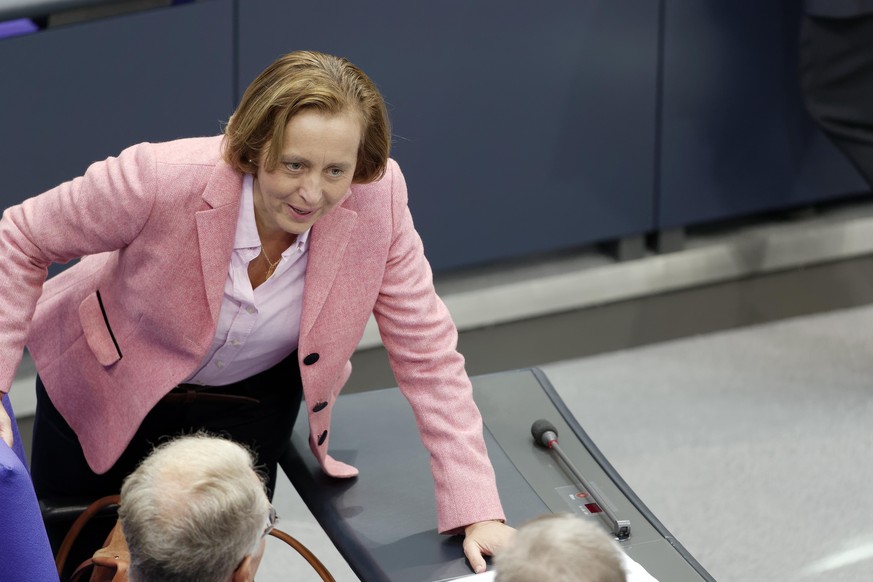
top-left (328, 168), bottom-right (344, 178)
top-left (286, 162), bottom-right (303, 172)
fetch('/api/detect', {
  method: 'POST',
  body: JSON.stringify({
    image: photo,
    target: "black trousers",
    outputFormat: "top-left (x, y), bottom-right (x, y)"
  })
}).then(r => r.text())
top-left (801, 13), bottom-right (873, 187)
top-left (31, 350), bottom-right (303, 503)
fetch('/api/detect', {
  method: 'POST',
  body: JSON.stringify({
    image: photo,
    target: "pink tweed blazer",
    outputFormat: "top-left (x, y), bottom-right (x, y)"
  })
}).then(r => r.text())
top-left (0, 136), bottom-right (504, 533)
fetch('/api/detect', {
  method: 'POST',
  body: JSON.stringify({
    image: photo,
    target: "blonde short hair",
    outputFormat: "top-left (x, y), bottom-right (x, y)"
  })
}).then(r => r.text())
top-left (495, 514), bottom-right (626, 582)
top-left (224, 50), bottom-right (391, 183)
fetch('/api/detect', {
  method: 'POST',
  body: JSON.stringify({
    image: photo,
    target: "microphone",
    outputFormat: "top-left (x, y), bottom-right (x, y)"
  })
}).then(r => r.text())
top-left (530, 419), bottom-right (631, 540)
top-left (531, 419), bottom-right (558, 448)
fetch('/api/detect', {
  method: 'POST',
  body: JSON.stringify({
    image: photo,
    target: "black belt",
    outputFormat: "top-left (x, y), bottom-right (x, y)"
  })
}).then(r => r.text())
top-left (163, 384), bottom-right (261, 405)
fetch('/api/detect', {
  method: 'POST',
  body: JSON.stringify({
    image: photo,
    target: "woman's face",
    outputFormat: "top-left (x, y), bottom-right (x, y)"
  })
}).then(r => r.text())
top-left (253, 109), bottom-right (362, 237)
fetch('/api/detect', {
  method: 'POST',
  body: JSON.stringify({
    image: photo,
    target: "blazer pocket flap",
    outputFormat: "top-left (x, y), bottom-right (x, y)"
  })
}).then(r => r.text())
top-left (79, 292), bottom-right (122, 366)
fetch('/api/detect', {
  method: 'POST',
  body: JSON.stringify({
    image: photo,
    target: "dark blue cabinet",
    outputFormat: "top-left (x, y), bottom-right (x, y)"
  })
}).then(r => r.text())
top-left (1, 0), bottom-right (234, 203)
top-left (657, 1), bottom-right (868, 229)
top-left (3, 0), bottom-right (869, 274)
top-left (238, 1), bottom-right (660, 272)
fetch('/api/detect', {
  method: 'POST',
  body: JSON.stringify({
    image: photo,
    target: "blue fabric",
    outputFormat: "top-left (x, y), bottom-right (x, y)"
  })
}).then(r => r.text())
top-left (0, 18), bottom-right (38, 39)
top-left (1, 396), bottom-right (59, 582)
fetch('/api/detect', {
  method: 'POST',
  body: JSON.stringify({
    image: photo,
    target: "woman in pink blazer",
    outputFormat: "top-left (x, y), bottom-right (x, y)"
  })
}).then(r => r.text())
top-left (0, 51), bottom-right (511, 571)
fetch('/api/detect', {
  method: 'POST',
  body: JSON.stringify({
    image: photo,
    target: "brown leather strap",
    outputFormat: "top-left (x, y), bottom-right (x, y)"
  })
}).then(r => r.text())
top-left (269, 528), bottom-right (336, 582)
top-left (56, 495), bottom-right (121, 576)
top-left (69, 557), bottom-right (93, 582)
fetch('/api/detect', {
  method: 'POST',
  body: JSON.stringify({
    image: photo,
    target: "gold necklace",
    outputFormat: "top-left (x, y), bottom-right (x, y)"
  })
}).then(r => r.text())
top-left (261, 245), bottom-right (280, 279)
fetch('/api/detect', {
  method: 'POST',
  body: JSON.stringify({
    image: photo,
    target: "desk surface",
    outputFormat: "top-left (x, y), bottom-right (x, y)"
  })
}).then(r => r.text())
top-left (281, 368), bottom-right (713, 582)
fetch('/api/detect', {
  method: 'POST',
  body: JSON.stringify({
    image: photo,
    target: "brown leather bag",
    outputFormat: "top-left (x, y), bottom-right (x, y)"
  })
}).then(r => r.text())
top-left (71, 520), bottom-right (129, 582)
top-left (53, 495), bottom-right (127, 582)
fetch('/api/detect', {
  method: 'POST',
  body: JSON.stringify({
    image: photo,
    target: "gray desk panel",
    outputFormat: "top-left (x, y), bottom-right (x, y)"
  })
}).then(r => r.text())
top-left (474, 370), bottom-right (664, 545)
top-left (282, 385), bottom-right (547, 582)
top-left (474, 369), bottom-right (705, 581)
top-left (281, 369), bottom-right (712, 581)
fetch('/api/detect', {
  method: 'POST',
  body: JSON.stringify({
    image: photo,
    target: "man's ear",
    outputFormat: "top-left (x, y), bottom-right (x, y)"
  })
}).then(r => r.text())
top-left (231, 555), bottom-right (254, 582)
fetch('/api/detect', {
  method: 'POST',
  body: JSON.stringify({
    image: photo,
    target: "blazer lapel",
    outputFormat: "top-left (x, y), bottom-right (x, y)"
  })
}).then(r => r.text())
top-left (196, 164), bottom-right (243, 322)
top-left (301, 206), bottom-right (358, 337)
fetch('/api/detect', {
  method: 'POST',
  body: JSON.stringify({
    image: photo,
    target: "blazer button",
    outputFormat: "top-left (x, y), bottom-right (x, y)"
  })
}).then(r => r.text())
top-left (303, 353), bottom-right (320, 365)
top-left (312, 401), bottom-right (328, 413)
top-left (317, 430), bottom-right (328, 446)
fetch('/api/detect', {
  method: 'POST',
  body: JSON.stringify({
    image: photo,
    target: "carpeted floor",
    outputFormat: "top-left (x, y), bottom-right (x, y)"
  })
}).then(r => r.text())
top-left (543, 303), bottom-right (873, 582)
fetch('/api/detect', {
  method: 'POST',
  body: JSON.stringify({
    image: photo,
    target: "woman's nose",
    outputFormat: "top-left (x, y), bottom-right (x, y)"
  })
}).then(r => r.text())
top-left (299, 173), bottom-right (322, 203)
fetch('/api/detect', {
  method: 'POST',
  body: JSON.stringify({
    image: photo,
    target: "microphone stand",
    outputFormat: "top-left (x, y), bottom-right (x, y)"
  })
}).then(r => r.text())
top-left (532, 419), bottom-right (631, 540)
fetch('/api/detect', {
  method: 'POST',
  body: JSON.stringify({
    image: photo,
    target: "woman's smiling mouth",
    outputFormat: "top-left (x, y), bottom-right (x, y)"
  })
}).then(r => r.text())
top-left (287, 203), bottom-right (314, 219)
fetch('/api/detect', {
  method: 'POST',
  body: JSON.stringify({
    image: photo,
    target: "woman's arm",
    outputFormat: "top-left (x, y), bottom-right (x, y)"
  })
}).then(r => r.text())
top-left (0, 144), bottom-right (156, 399)
top-left (371, 161), bottom-right (516, 569)
top-left (372, 161), bottom-right (506, 532)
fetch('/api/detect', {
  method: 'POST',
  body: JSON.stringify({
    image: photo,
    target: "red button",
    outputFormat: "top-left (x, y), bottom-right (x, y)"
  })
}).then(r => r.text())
top-left (585, 503), bottom-right (602, 514)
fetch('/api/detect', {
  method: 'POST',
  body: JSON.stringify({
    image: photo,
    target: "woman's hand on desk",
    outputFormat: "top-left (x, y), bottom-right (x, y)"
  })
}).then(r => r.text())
top-left (463, 520), bottom-right (516, 573)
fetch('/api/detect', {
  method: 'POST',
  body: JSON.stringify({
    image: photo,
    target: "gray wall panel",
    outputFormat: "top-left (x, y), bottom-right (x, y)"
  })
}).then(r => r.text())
top-left (239, 1), bottom-right (659, 272)
top-left (1, 0), bottom-right (234, 203)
